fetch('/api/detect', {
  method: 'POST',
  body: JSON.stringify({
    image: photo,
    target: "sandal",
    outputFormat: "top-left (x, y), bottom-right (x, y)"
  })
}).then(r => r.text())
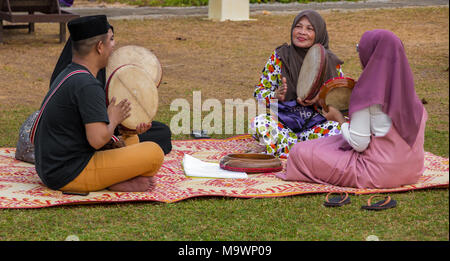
top-left (323, 192), bottom-right (351, 207)
top-left (191, 130), bottom-right (210, 139)
top-left (361, 195), bottom-right (397, 211)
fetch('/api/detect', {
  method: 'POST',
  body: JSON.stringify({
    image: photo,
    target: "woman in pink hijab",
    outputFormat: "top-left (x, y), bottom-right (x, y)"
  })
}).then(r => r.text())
top-left (276, 29), bottom-right (427, 189)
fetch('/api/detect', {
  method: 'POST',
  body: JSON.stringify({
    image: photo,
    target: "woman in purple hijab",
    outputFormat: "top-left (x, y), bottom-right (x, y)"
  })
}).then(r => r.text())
top-left (277, 30), bottom-right (427, 189)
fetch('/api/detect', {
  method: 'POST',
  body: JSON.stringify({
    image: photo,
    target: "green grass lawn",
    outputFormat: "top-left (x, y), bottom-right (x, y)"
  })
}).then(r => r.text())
top-left (0, 190), bottom-right (448, 241)
top-left (0, 7), bottom-right (448, 242)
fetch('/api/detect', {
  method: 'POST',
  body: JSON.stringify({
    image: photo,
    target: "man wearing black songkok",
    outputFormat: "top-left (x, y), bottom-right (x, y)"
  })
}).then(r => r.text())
top-left (50, 27), bottom-right (172, 155)
top-left (34, 15), bottom-right (164, 192)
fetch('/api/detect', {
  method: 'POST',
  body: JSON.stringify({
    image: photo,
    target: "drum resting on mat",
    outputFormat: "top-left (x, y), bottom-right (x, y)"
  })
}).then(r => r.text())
top-left (220, 153), bottom-right (283, 173)
top-left (297, 43), bottom-right (327, 101)
top-left (318, 77), bottom-right (355, 115)
top-left (106, 45), bottom-right (163, 88)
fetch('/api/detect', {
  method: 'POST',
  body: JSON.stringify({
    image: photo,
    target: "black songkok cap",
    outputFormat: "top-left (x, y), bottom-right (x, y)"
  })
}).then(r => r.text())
top-left (68, 15), bottom-right (112, 42)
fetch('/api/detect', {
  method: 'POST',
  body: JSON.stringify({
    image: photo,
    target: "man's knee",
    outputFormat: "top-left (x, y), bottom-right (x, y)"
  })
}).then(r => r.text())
top-left (138, 122), bottom-right (172, 154)
top-left (141, 141), bottom-right (165, 169)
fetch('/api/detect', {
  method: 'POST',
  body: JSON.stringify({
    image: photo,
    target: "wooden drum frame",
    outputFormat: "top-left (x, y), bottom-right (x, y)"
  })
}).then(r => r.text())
top-left (297, 43), bottom-right (328, 101)
top-left (220, 153), bottom-right (283, 173)
top-left (318, 77), bottom-right (355, 114)
top-left (105, 64), bottom-right (158, 132)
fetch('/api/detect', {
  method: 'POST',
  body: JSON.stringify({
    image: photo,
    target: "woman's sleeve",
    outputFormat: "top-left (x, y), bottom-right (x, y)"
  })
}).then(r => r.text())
top-left (340, 107), bottom-right (371, 152)
top-left (253, 50), bottom-right (283, 107)
top-left (336, 64), bottom-right (344, 77)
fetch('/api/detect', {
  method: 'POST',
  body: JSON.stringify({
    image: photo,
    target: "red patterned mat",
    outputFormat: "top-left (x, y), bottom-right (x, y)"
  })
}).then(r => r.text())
top-left (0, 135), bottom-right (448, 208)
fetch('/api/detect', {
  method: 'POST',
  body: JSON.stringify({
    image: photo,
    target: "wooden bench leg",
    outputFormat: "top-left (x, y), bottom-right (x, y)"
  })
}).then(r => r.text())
top-left (28, 23), bottom-right (35, 33)
top-left (28, 11), bottom-right (35, 33)
top-left (0, 20), bottom-right (3, 43)
top-left (59, 23), bottom-right (66, 43)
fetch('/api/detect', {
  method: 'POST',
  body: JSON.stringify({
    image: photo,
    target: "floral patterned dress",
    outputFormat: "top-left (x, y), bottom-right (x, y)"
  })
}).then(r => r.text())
top-left (251, 49), bottom-right (344, 159)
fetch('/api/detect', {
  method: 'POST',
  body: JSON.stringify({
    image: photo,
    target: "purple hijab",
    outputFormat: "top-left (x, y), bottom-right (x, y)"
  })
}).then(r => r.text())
top-left (349, 29), bottom-right (424, 147)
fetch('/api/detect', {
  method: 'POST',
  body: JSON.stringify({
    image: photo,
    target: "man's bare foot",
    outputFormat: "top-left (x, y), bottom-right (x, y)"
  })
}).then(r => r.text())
top-left (108, 176), bottom-right (156, 192)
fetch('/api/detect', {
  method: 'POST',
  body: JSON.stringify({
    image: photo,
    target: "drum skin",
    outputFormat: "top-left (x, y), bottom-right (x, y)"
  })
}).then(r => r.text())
top-left (219, 153), bottom-right (283, 173)
top-left (106, 45), bottom-right (163, 88)
top-left (297, 43), bottom-right (327, 101)
top-left (106, 64), bottom-right (158, 131)
top-left (318, 77), bottom-right (355, 113)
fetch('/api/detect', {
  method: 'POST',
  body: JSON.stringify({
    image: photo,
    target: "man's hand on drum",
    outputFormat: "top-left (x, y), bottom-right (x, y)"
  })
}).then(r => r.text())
top-left (135, 122), bottom-right (152, 135)
top-left (296, 93), bottom-right (319, 107)
top-left (322, 105), bottom-right (346, 125)
top-left (275, 77), bottom-right (288, 102)
top-left (108, 97), bottom-right (131, 127)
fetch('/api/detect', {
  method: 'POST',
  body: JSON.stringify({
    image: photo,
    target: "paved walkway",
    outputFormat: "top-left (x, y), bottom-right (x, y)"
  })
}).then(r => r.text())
top-left (65, 0), bottom-right (449, 20)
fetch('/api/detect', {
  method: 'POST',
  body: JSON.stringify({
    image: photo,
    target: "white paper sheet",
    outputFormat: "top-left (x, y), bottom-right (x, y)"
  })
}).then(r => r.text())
top-left (182, 154), bottom-right (248, 179)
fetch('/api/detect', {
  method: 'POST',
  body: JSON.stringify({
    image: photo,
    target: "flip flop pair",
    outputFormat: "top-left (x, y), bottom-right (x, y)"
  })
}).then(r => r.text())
top-left (361, 195), bottom-right (397, 211)
top-left (323, 192), bottom-right (397, 210)
top-left (323, 192), bottom-right (351, 207)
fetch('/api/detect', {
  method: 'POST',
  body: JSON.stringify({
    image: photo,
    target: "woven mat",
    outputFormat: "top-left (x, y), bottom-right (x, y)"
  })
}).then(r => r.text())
top-left (0, 135), bottom-right (448, 208)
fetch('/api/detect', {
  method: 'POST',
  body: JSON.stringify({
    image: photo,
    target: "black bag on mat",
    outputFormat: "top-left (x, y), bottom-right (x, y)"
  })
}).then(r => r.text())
top-left (15, 110), bottom-right (39, 164)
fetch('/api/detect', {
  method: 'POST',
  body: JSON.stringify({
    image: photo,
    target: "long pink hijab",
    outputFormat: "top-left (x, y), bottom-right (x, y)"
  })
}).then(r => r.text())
top-left (349, 29), bottom-right (424, 147)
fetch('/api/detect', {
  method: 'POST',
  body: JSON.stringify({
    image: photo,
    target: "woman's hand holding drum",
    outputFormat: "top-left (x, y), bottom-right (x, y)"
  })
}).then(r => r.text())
top-left (296, 93), bottom-right (319, 107)
top-left (321, 105), bottom-right (346, 125)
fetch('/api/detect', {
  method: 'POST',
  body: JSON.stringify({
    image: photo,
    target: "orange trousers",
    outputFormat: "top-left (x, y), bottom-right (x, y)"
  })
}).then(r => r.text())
top-left (60, 135), bottom-right (164, 192)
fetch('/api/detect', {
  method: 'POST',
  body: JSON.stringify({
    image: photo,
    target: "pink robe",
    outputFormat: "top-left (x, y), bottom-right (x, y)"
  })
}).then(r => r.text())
top-left (276, 109), bottom-right (427, 189)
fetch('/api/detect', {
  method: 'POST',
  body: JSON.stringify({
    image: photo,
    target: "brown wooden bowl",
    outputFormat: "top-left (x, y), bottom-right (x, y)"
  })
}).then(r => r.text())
top-left (219, 153), bottom-right (283, 173)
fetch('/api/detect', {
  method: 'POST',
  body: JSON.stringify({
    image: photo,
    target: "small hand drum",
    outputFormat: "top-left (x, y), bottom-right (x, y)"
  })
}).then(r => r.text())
top-left (106, 45), bottom-right (163, 88)
top-left (219, 153), bottom-right (283, 173)
top-left (297, 43), bottom-right (327, 101)
top-left (318, 77), bottom-right (355, 114)
top-left (106, 64), bottom-right (158, 132)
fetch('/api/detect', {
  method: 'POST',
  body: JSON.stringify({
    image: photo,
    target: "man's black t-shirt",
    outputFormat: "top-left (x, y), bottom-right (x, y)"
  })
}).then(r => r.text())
top-left (34, 63), bottom-right (109, 190)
